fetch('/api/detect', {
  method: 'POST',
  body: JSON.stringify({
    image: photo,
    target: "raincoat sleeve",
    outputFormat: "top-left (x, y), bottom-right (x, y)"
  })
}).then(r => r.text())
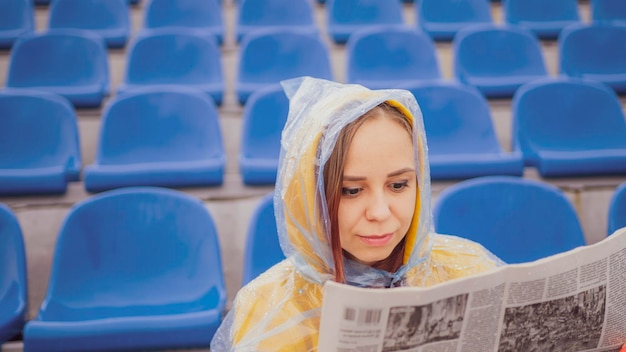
top-left (210, 261), bottom-right (324, 351)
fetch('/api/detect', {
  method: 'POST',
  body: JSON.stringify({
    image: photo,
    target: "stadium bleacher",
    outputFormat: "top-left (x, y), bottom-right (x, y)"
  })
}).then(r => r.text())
top-left (1, 1), bottom-right (625, 351)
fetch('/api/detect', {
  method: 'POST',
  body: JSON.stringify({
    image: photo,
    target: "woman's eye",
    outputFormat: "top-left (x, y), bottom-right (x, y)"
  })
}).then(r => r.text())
top-left (341, 187), bottom-right (361, 197)
top-left (390, 181), bottom-right (409, 191)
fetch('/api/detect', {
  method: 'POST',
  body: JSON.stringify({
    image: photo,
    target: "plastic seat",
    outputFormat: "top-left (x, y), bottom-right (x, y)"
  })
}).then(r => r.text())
top-left (239, 85), bottom-right (289, 185)
top-left (0, 89), bottom-right (81, 195)
top-left (6, 29), bottom-right (110, 108)
top-left (503, 0), bottom-right (581, 39)
top-left (346, 25), bottom-right (441, 89)
top-left (0, 0), bottom-right (34, 49)
top-left (453, 24), bottom-right (548, 98)
top-left (48, 0), bottom-right (130, 48)
top-left (327, 0), bottom-right (404, 44)
top-left (433, 176), bottom-right (586, 264)
top-left (592, 0), bottom-right (626, 25)
top-left (417, 0), bottom-right (492, 41)
top-left (23, 187), bottom-right (227, 352)
top-left (408, 82), bottom-right (524, 180)
top-left (512, 77), bottom-right (626, 177)
top-left (242, 193), bottom-right (286, 285)
top-left (559, 24), bottom-right (626, 94)
top-left (118, 29), bottom-right (224, 105)
top-left (84, 86), bottom-right (226, 192)
top-left (236, 28), bottom-right (333, 105)
top-left (236, 0), bottom-right (317, 42)
top-left (0, 204), bottom-right (27, 344)
top-left (608, 182), bottom-right (626, 235)
top-left (143, 0), bottom-right (224, 45)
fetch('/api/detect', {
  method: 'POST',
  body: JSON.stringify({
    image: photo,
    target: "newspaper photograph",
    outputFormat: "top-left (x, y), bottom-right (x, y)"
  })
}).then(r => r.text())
top-left (319, 227), bottom-right (626, 352)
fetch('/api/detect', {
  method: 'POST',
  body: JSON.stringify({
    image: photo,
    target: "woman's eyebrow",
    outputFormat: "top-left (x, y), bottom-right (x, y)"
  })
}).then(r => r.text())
top-left (343, 167), bottom-right (416, 181)
top-left (387, 167), bottom-right (416, 178)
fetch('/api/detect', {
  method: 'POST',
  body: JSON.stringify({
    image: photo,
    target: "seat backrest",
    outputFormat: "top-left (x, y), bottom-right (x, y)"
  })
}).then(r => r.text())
top-left (238, 28), bottom-right (333, 83)
top-left (49, 0), bottom-right (129, 31)
top-left (37, 187), bottom-right (226, 321)
top-left (559, 24), bottom-right (626, 76)
top-left (512, 78), bottom-right (626, 161)
top-left (592, 0), bottom-right (626, 23)
top-left (328, 0), bottom-right (403, 26)
top-left (144, 0), bottom-right (222, 29)
top-left (346, 25), bottom-right (440, 82)
top-left (6, 29), bottom-right (109, 89)
top-left (242, 193), bottom-right (285, 285)
top-left (608, 182), bottom-right (626, 235)
top-left (125, 29), bottom-right (222, 85)
top-left (238, 0), bottom-right (314, 27)
top-left (433, 176), bottom-right (586, 264)
top-left (454, 24), bottom-right (547, 78)
top-left (0, 89), bottom-right (80, 172)
top-left (504, 0), bottom-right (580, 23)
top-left (408, 82), bottom-right (502, 155)
top-left (96, 87), bottom-right (224, 165)
top-left (419, 0), bottom-right (492, 24)
top-left (0, 0), bottom-right (34, 43)
top-left (0, 203), bottom-right (27, 343)
top-left (240, 85), bottom-right (289, 160)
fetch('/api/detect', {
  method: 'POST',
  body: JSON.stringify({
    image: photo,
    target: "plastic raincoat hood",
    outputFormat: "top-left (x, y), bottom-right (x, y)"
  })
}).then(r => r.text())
top-left (211, 77), bottom-right (502, 351)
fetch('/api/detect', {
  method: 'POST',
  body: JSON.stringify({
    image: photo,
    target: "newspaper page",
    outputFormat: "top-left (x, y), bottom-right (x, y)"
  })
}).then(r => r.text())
top-left (319, 227), bottom-right (626, 352)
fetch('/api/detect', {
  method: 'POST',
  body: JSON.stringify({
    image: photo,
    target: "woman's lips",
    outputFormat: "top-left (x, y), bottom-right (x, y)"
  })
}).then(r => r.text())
top-left (358, 233), bottom-right (393, 246)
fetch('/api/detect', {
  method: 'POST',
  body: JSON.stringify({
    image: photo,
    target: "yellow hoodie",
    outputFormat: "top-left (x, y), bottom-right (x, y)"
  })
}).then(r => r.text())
top-left (211, 77), bottom-right (503, 351)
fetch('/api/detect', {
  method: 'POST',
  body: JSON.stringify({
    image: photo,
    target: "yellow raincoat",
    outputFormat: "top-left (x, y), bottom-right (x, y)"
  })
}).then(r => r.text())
top-left (211, 77), bottom-right (503, 351)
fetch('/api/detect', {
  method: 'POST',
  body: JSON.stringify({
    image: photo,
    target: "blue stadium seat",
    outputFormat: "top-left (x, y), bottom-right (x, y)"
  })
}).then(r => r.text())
top-left (417, 0), bottom-right (492, 41)
top-left (6, 29), bottom-right (110, 108)
top-left (239, 85), bottom-right (289, 185)
top-left (242, 193), bottom-right (286, 285)
top-left (0, 89), bottom-right (81, 195)
top-left (512, 77), bottom-right (626, 177)
top-left (327, 0), bottom-right (404, 44)
top-left (118, 29), bottom-right (224, 105)
top-left (23, 187), bottom-right (226, 352)
top-left (84, 86), bottom-right (226, 192)
top-left (48, 0), bottom-right (130, 48)
top-left (559, 23), bottom-right (626, 94)
top-left (0, 0), bottom-right (34, 49)
top-left (592, 0), bottom-right (626, 25)
top-left (143, 0), bottom-right (224, 45)
top-left (503, 0), bottom-right (581, 40)
top-left (236, 0), bottom-right (317, 42)
top-left (0, 204), bottom-right (27, 345)
top-left (608, 182), bottom-right (626, 235)
top-left (408, 82), bottom-right (524, 180)
top-left (236, 28), bottom-right (333, 105)
top-left (433, 176), bottom-right (586, 264)
top-left (346, 25), bottom-right (441, 89)
top-left (453, 24), bottom-right (548, 98)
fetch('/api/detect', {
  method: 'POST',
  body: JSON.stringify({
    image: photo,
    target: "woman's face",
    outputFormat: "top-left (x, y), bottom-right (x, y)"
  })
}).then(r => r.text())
top-left (338, 115), bottom-right (417, 266)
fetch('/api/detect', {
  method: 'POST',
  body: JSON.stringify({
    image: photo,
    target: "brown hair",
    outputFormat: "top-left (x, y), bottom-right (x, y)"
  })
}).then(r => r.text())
top-left (323, 102), bottom-right (413, 283)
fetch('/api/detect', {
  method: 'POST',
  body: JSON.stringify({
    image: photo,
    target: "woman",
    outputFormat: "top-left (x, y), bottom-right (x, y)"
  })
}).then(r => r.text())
top-left (211, 77), bottom-right (503, 351)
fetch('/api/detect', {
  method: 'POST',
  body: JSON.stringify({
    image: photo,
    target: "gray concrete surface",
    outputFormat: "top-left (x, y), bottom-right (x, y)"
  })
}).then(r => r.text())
top-left (1, 0), bottom-right (625, 351)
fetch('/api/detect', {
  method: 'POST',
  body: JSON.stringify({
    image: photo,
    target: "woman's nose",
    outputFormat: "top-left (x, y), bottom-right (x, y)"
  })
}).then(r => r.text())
top-left (365, 192), bottom-right (392, 221)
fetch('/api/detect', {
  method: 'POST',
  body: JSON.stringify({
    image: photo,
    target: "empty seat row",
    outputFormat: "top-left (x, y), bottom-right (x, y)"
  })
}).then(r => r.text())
top-left (0, 187), bottom-right (225, 351)
top-left (7, 0), bottom-right (624, 52)
top-left (0, 86), bottom-right (225, 195)
top-left (5, 22), bottom-right (626, 107)
top-left (348, 23), bottom-right (626, 98)
top-left (2, 77), bottom-right (625, 196)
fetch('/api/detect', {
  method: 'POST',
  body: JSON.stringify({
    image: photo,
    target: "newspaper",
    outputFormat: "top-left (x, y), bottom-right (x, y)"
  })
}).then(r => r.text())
top-left (319, 227), bottom-right (626, 352)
